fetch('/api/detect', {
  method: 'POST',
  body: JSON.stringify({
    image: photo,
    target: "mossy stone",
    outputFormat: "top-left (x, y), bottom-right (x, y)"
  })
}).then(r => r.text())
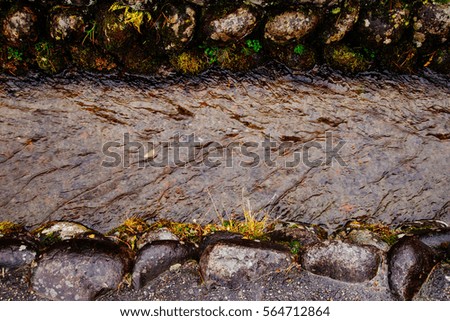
top-left (324, 43), bottom-right (372, 73)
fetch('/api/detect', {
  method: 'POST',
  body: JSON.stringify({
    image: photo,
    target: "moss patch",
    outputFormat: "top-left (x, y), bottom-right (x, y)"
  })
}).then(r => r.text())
top-left (107, 217), bottom-right (150, 250)
top-left (344, 220), bottom-right (400, 246)
top-left (0, 221), bottom-right (23, 236)
top-left (325, 44), bottom-right (372, 73)
top-left (171, 51), bottom-right (207, 75)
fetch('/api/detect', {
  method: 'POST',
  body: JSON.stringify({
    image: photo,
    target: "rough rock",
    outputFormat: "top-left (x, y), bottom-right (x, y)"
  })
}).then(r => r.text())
top-left (0, 238), bottom-right (36, 268)
top-left (199, 239), bottom-right (292, 288)
top-left (301, 240), bottom-right (381, 282)
top-left (159, 4), bottom-right (196, 52)
top-left (33, 221), bottom-right (101, 245)
top-left (2, 7), bottom-right (39, 47)
top-left (199, 231), bottom-right (244, 253)
top-left (269, 226), bottom-right (320, 246)
top-left (413, 3), bottom-right (450, 48)
top-left (264, 10), bottom-right (319, 44)
top-left (388, 236), bottom-right (437, 300)
top-left (357, 5), bottom-right (410, 47)
top-left (136, 227), bottom-right (179, 249)
top-left (204, 7), bottom-right (259, 42)
top-left (323, 0), bottom-right (360, 44)
top-left (132, 240), bottom-right (197, 288)
top-left (418, 229), bottom-right (450, 260)
top-left (99, 9), bottom-right (137, 53)
top-left (31, 239), bottom-right (132, 300)
top-left (414, 263), bottom-right (450, 301)
top-left (346, 229), bottom-right (390, 252)
top-left (49, 9), bottom-right (86, 42)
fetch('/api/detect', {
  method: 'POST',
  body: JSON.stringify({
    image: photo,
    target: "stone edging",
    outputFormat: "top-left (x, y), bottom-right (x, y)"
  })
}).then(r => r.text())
top-left (0, 219), bottom-right (448, 300)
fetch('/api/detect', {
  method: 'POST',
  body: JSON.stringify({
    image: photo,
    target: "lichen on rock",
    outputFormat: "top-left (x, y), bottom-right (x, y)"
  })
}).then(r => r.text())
top-left (264, 9), bottom-right (319, 44)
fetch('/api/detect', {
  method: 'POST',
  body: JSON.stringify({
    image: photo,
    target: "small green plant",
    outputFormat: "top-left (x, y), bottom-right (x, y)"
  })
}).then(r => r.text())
top-left (109, 2), bottom-right (151, 33)
top-left (242, 39), bottom-right (262, 55)
top-left (203, 46), bottom-right (220, 64)
top-left (294, 44), bottom-right (305, 55)
top-left (82, 22), bottom-right (96, 45)
top-left (7, 47), bottom-right (23, 61)
top-left (289, 240), bottom-right (302, 255)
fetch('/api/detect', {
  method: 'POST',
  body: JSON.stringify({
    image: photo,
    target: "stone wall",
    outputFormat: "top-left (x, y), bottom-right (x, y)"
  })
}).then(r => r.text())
top-left (1, 0), bottom-right (449, 75)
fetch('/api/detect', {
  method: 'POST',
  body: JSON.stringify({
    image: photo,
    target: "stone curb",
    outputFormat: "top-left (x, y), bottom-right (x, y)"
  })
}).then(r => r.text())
top-left (0, 219), bottom-right (448, 300)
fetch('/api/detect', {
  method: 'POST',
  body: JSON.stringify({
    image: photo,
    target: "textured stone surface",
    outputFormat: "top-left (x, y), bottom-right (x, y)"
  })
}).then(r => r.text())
top-left (264, 10), bottom-right (319, 44)
top-left (301, 240), bottom-right (381, 282)
top-left (31, 239), bottom-right (132, 300)
top-left (33, 221), bottom-right (101, 245)
top-left (0, 72), bottom-right (449, 233)
top-left (160, 4), bottom-right (196, 52)
top-left (204, 7), bottom-right (258, 42)
top-left (324, 0), bottom-right (360, 44)
top-left (102, 259), bottom-right (395, 301)
top-left (413, 3), bottom-right (450, 48)
top-left (357, 6), bottom-right (410, 47)
top-left (199, 240), bottom-right (292, 288)
top-left (388, 236), bottom-right (437, 300)
top-left (2, 7), bottom-right (39, 47)
top-left (199, 231), bottom-right (244, 253)
top-left (0, 238), bottom-right (36, 268)
top-left (415, 263), bottom-right (450, 301)
top-left (132, 240), bottom-right (196, 288)
top-left (418, 229), bottom-right (450, 259)
top-left (345, 229), bottom-right (390, 252)
top-left (49, 9), bottom-right (85, 42)
top-left (136, 228), bottom-right (179, 249)
top-left (269, 226), bottom-right (320, 246)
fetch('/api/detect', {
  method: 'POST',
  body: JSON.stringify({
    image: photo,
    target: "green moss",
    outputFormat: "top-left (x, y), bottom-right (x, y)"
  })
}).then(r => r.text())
top-left (289, 240), bottom-right (302, 255)
top-left (171, 51), bottom-right (207, 74)
top-left (344, 221), bottom-right (400, 246)
top-left (325, 44), bottom-right (371, 73)
top-left (0, 221), bottom-right (23, 236)
top-left (107, 217), bottom-right (149, 250)
top-left (150, 220), bottom-right (204, 244)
